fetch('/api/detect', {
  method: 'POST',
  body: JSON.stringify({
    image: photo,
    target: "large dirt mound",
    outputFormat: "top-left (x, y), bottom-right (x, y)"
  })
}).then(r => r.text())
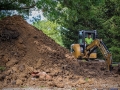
top-left (0, 15), bottom-right (119, 89)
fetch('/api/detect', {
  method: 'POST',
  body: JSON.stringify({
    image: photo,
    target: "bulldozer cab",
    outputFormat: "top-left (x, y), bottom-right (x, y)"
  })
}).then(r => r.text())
top-left (71, 30), bottom-right (98, 59)
top-left (78, 30), bottom-right (97, 54)
top-left (78, 30), bottom-right (97, 44)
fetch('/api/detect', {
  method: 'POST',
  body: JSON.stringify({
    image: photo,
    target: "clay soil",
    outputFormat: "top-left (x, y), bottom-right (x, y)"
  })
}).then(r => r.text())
top-left (0, 15), bottom-right (120, 89)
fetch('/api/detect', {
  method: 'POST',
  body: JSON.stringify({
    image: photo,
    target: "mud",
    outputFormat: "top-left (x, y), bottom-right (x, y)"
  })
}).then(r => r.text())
top-left (0, 15), bottom-right (120, 89)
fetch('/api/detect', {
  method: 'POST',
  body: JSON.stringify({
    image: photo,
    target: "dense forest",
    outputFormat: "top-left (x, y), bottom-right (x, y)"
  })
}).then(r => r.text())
top-left (0, 0), bottom-right (120, 62)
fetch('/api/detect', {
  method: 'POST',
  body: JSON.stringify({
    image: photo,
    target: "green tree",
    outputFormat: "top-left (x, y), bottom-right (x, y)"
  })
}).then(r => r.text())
top-left (33, 20), bottom-right (64, 47)
top-left (100, 0), bottom-right (120, 62)
top-left (0, 0), bottom-right (36, 18)
top-left (0, 0), bottom-right (36, 10)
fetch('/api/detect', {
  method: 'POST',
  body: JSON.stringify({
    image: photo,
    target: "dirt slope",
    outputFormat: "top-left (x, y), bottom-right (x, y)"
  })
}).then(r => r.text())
top-left (0, 15), bottom-right (120, 89)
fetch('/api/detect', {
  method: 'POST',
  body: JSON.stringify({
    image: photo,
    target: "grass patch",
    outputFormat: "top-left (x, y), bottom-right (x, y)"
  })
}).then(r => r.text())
top-left (85, 77), bottom-right (89, 81)
top-left (112, 64), bottom-right (118, 67)
top-left (0, 66), bottom-right (6, 71)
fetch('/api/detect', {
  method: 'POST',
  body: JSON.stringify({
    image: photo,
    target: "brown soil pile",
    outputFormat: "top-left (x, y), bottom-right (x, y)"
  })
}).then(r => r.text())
top-left (0, 15), bottom-right (120, 89)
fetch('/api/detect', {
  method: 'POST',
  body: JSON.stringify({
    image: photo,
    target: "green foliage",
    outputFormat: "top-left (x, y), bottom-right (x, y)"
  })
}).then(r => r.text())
top-left (33, 20), bottom-right (64, 47)
top-left (103, 16), bottom-right (120, 47)
top-left (0, 0), bottom-right (35, 19)
top-left (0, 66), bottom-right (6, 71)
top-left (85, 77), bottom-right (89, 82)
top-left (0, 0), bottom-right (35, 10)
top-left (100, 0), bottom-right (120, 62)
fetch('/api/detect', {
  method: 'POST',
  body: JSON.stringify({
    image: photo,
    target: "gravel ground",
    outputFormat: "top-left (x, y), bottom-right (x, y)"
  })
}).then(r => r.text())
top-left (2, 87), bottom-right (75, 90)
top-left (2, 87), bottom-right (120, 90)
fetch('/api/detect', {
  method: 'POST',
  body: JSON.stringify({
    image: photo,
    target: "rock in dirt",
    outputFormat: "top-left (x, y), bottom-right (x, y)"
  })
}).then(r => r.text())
top-left (16, 79), bottom-right (23, 85)
top-left (6, 58), bottom-right (18, 67)
top-left (0, 74), bottom-right (5, 81)
top-left (35, 59), bottom-right (43, 68)
top-left (74, 78), bottom-right (86, 85)
top-left (18, 65), bottom-right (25, 72)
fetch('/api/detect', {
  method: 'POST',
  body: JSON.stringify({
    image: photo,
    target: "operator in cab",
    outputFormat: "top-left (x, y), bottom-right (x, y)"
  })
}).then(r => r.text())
top-left (85, 33), bottom-right (93, 46)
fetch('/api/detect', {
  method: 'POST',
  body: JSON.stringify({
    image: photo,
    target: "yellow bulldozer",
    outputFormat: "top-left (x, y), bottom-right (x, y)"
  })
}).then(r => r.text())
top-left (71, 30), bottom-right (112, 71)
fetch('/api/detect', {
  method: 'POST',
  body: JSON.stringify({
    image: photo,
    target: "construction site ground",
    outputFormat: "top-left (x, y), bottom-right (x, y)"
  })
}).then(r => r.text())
top-left (0, 15), bottom-right (120, 90)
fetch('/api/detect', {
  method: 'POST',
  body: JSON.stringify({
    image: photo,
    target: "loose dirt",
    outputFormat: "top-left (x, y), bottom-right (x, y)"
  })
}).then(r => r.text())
top-left (0, 15), bottom-right (120, 89)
